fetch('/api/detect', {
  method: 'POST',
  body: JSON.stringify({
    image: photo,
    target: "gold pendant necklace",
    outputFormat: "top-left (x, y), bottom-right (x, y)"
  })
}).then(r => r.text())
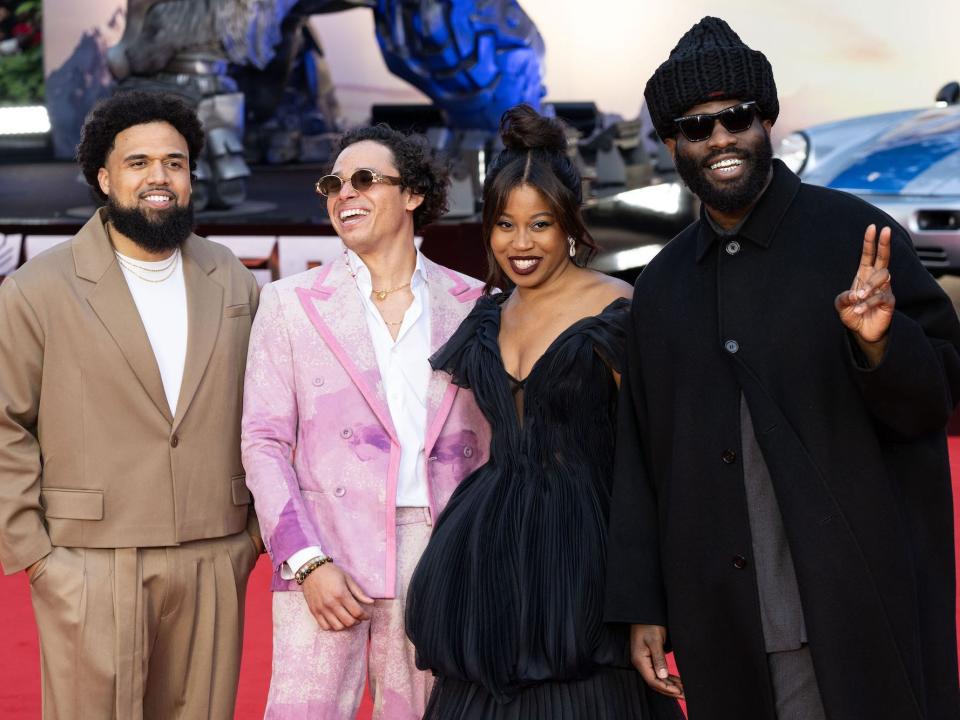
top-left (373, 283), bottom-right (410, 301)
top-left (342, 247), bottom-right (412, 301)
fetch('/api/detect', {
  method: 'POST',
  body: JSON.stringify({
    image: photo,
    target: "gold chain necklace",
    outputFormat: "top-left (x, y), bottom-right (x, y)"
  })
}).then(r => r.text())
top-left (372, 283), bottom-right (410, 301)
top-left (115, 249), bottom-right (180, 284)
top-left (342, 247), bottom-right (412, 301)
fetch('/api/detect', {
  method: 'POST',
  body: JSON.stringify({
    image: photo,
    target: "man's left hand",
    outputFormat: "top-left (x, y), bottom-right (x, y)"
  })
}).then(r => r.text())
top-left (629, 623), bottom-right (684, 699)
top-left (835, 224), bottom-right (896, 366)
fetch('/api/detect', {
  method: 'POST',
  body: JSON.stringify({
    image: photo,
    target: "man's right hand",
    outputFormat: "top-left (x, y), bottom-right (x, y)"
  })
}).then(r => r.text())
top-left (630, 623), bottom-right (684, 698)
top-left (301, 562), bottom-right (374, 631)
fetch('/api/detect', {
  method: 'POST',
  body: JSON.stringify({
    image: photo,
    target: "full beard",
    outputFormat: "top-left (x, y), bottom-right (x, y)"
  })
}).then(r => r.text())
top-left (106, 196), bottom-right (195, 254)
top-left (674, 132), bottom-right (774, 215)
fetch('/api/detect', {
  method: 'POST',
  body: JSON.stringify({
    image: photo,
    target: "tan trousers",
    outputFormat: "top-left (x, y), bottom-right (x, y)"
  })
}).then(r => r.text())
top-left (28, 531), bottom-right (258, 720)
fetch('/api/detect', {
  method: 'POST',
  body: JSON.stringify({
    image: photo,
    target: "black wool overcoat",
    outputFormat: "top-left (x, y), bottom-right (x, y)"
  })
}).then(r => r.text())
top-left (606, 161), bottom-right (960, 720)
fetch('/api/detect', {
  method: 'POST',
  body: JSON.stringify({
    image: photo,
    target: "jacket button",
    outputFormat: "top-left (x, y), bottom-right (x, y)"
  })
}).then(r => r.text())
top-left (725, 240), bottom-right (741, 255)
top-left (340, 428), bottom-right (353, 439)
top-left (462, 446), bottom-right (473, 458)
top-left (333, 486), bottom-right (346, 497)
top-left (732, 555), bottom-right (748, 569)
top-left (428, 455), bottom-right (438, 462)
top-left (313, 377), bottom-right (324, 387)
top-left (170, 435), bottom-right (179, 448)
top-left (721, 450), bottom-right (737, 464)
top-left (724, 339), bottom-right (739, 354)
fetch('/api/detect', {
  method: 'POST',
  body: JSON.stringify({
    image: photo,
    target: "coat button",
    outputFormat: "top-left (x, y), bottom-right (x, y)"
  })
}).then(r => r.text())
top-left (313, 377), bottom-right (324, 387)
top-left (170, 435), bottom-right (179, 448)
top-left (333, 486), bottom-right (346, 497)
top-left (724, 339), bottom-right (739, 354)
top-left (462, 446), bottom-right (473, 458)
top-left (340, 428), bottom-right (353, 439)
top-left (732, 555), bottom-right (748, 569)
top-left (428, 455), bottom-right (438, 462)
top-left (721, 450), bottom-right (737, 464)
top-left (725, 240), bottom-right (741, 255)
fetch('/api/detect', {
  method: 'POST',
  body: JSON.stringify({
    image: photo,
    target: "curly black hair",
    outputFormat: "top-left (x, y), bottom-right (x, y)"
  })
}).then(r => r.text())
top-left (76, 91), bottom-right (204, 202)
top-left (332, 125), bottom-right (450, 230)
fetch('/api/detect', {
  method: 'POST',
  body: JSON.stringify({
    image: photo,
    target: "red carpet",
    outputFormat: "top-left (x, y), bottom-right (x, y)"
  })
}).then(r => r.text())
top-left (2, 440), bottom-right (960, 718)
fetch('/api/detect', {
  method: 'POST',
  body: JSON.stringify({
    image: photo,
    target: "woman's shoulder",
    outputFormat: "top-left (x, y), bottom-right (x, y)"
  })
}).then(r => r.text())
top-left (561, 273), bottom-right (632, 372)
top-left (575, 271), bottom-right (632, 318)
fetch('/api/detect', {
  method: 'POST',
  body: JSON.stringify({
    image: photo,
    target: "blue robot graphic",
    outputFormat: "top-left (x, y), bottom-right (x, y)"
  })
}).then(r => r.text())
top-left (371, 0), bottom-right (545, 130)
top-left (105, 0), bottom-right (546, 208)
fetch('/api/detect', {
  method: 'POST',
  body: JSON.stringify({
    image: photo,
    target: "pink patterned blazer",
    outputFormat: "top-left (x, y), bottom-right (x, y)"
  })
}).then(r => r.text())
top-left (241, 255), bottom-right (491, 596)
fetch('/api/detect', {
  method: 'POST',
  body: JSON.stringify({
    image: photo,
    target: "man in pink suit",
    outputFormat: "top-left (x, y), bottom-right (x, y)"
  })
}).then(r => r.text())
top-left (241, 125), bottom-right (491, 719)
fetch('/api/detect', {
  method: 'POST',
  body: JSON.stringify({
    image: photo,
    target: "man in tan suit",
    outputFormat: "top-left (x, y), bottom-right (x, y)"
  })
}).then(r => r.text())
top-left (0, 91), bottom-right (261, 719)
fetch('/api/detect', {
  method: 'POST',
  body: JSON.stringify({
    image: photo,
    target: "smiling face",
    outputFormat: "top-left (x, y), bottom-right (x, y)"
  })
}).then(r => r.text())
top-left (98, 121), bottom-right (192, 216)
top-left (97, 121), bottom-right (195, 254)
top-left (665, 98), bottom-right (774, 220)
top-left (327, 140), bottom-right (422, 255)
top-left (490, 183), bottom-right (572, 289)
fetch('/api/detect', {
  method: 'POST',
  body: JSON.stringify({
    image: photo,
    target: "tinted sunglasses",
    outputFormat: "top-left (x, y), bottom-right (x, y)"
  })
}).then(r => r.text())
top-left (673, 101), bottom-right (758, 142)
top-left (315, 168), bottom-right (402, 197)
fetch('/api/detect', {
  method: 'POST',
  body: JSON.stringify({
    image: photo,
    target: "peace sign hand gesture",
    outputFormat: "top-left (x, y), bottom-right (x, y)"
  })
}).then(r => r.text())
top-left (834, 224), bottom-right (896, 366)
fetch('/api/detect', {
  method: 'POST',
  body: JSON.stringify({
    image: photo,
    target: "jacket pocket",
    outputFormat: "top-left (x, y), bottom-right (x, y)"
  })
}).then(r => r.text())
top-left (42, 488), bottom-right (104, 520)
top-left (225, 303), bottom-right (251, 318)
top-left (231, 475), bottom-right (252, 505)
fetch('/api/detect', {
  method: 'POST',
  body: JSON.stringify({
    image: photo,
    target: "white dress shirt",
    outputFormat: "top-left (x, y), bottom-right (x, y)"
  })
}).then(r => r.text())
top-left (283, 247), bottom-right (432, 578)
top-left (116, 249), bottom-right (188, 415)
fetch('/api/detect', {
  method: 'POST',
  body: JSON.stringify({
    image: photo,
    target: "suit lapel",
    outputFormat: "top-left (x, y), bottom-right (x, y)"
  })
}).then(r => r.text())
top-left (79, 211), bottom-right (173, 424)
top-left (172, 236), bottom-right (222, 430)
top-left (425, 260), bottom-right (455, 435)
top-left (87, 266), bottom-right (174, 424)
top-left (423, 258), bottom-right (482, 452)
top-left (296, 261), bottom-right (397, 442)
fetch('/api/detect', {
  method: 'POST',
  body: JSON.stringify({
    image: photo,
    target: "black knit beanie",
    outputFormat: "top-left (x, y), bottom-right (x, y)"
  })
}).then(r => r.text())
top-left (644, 17), bottom-right (778, 140)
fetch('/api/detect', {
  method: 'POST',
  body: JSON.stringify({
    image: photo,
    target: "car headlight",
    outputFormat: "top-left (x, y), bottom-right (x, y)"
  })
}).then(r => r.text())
top-left (774, 132), bottom-right (809, 175)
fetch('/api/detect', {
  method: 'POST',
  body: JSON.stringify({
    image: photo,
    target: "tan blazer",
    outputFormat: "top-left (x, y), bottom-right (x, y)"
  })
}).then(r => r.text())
top-left (0, 209), bottom-right (259, 574)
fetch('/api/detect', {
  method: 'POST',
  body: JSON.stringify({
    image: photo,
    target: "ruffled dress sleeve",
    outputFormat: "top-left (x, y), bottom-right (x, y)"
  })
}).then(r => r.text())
top-left (429, 294), bottom-right (505, 389)
top-left (582, 297), bottom-right (630, 375)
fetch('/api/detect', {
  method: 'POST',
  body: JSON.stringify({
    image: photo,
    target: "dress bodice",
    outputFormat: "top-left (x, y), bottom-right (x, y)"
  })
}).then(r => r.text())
top-left (431, 293), bottom-right (629, 470)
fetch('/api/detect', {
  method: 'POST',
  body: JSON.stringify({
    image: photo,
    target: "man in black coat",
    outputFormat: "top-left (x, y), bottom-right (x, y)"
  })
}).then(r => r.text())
top-left (605, 16), bottom-right (960, 720)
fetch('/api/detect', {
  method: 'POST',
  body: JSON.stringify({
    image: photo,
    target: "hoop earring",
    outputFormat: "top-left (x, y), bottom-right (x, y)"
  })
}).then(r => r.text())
top-left (568, 236), bottom-right (576, 258)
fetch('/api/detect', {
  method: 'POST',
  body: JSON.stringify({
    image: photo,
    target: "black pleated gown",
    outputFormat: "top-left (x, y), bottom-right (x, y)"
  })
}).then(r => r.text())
top-left (405, 295), bottom-right (682, 720)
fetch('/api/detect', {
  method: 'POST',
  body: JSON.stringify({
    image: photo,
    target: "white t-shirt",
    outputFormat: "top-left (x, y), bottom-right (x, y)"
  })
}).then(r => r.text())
top-left (115, 249), bottom-right (188, 415)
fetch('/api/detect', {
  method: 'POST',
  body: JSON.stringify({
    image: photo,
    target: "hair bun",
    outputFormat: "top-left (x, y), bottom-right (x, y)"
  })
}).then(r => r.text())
top-left (499, 104), bottom-right (567, 153)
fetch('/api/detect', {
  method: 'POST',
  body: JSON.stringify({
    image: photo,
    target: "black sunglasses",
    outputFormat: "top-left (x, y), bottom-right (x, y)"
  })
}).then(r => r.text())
top-left (315, 168), bottom-right (402, 197)
top-left (673, 101), bottom-right (759, 142)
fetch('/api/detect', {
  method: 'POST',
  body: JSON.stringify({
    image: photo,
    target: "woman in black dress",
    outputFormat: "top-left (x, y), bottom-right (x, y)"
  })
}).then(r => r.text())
top-left (405, 105), bottom-right (683, 719)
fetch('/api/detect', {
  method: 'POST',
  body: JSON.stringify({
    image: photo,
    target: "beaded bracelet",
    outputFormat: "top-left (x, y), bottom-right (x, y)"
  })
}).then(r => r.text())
top-left (295, 555), bottom-right (334, 585)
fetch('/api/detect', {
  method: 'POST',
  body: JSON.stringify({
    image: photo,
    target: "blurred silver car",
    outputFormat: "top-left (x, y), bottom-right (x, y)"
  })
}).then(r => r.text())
top-left (776, 82), bottom-right (960, 275)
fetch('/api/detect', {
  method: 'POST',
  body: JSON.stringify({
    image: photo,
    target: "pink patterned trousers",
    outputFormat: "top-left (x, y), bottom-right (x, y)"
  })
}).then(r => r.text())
top-left (265, 508), bottom-right (434, 720)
